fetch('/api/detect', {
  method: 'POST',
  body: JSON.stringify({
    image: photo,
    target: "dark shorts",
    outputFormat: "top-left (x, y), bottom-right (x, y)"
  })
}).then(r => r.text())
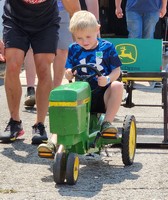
top-left (91, 85), bottom-right (108, 113)
top-left (3, 22), bottom-right (59, 54)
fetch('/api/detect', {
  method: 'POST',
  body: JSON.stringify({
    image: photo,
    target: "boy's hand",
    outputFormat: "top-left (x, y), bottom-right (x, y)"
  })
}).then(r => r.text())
top-left (97, 75), bottom-right (110, 87)
top-left (65, 68), bottom-right (74, 81)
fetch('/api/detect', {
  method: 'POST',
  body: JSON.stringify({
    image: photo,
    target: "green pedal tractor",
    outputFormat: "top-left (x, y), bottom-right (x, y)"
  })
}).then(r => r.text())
top-left (48, 64), bottom-right (137, 185)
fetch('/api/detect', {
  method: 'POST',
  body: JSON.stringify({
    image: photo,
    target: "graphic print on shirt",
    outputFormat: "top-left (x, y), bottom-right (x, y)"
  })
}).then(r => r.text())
top-left (23, 0), bottom-right (46, 4)
top-left (79, 52), bottom-right (104, 73)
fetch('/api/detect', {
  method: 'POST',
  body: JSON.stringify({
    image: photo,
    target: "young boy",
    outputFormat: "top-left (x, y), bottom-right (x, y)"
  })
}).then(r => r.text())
top-left (65, 10), bottom-right (123, 133)
top-left (37, 10), bottom-right (123, 157)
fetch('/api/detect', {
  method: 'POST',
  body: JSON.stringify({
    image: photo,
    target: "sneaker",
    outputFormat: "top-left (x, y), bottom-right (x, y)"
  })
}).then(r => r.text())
top-left (0, 118), bottom-right (24, 142)
top-left (101, 121), bottom-right (118, 134)
top-left (24, 87), bottom-right (36, 107)
top-left (32, 122), bottom-right (48, 144)
top-left (37, 141), bottom-right (58, 159)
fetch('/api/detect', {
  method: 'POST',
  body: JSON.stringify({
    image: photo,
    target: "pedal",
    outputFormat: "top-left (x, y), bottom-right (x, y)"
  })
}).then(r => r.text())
top-left (24, 105), bottom-right (35, 110)
top-left (101, 131), bottom-right (119, 139)
top-left (38, 152), bottom-right (55, 159)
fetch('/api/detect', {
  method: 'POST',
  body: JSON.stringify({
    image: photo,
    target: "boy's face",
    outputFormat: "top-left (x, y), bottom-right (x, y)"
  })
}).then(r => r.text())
top-left (73, 27), bottom-right (100, 50)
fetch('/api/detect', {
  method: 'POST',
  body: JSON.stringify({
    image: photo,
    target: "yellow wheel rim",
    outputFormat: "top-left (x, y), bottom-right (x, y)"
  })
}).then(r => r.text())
top-left (129, 121), bottom-right (136, 159)
top-left (73, 156), bottom-right (79, 181)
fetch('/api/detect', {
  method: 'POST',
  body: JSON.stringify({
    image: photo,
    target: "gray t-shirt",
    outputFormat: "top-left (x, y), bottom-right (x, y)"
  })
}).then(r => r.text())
top-left (57, 0), bottom-right (70, 23)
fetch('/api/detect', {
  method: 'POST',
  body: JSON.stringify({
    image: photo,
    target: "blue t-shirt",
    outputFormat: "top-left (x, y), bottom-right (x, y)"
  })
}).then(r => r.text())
top-left (65, 38), bottom-right (122, 89)
top-left (126, 0), bottom-right (162, 12)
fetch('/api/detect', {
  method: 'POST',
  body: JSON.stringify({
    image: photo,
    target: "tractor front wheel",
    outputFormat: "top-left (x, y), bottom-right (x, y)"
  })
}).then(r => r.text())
top-left (66, 153), bottom-right (79, 185)
top-left (122, 115), bottom-right (137, 166)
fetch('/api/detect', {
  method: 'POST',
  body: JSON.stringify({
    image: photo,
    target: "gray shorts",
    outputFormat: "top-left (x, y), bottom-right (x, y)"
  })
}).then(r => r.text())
top-left (57, 10), bottom-right (73, 50)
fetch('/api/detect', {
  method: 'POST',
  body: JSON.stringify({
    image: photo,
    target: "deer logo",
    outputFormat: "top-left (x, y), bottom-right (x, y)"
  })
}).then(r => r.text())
top-left (119, 46), bottom-right (135, 61)
top-left (116, 43), bottom-right (137, 64)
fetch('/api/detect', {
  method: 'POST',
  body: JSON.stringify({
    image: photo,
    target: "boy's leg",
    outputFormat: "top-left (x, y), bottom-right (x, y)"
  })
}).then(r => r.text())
top-left (102, 81), bottom-right (123, 133)
top-left (37, 134), bottom-right (58, 158)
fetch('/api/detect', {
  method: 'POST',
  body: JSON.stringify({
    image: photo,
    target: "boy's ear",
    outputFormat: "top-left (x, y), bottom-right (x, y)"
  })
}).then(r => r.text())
top-left (96, 25), bottom-right (101, 32)
top-left (97, 25), bottom-right (101, 37)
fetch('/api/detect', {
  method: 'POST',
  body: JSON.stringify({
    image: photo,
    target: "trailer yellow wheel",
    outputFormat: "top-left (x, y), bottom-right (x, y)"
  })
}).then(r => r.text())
top-left (66, 153), bottom-right (79, 185)
top-left (53, 152), bottom-right (66, 184)
top-left (122, 115), bottom-right (137, 166)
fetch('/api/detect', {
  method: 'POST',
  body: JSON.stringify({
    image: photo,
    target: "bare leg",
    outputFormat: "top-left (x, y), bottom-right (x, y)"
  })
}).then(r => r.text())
top-left (5, 48), bottom-right (25, 121)
top-left (53, 49), bottom-right (68, 88)
top-left (34, 53), bottom-right (54, 124)
top-left (48, 49), bottom-right (68, 144)
top-left (24, 48), bottom-right (36, 87)
top-left (104, 81), bottom-right (123, 122)
top-left (37, 50), bottom-right (68, 155)
top-left (24, 49), bottom-right (36, 106)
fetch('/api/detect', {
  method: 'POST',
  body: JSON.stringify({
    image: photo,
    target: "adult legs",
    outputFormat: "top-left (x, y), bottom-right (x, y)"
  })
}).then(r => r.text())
top-left (143, 12), bottom-right (160, 39)
top-left (24, 48), bottom-right (36, 106)
top-left (24, 48), bottom-right (36, 88)
top-left (126, 11), bottom-right (143, 38)
top-left (34, 53), bottom-right (54, 124)
top-left (53, 49), bottom-right (68, 87)
top-left (5, 48), bottom-right (25, 121)
top-left (0, 48), bottom-right (25, 141)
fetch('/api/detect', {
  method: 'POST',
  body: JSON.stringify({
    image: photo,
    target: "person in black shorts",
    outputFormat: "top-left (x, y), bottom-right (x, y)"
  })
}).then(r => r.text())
top-left (37, 0), bottom-right (100, 158)
top-left (0, 0), bottom-right (81, 144)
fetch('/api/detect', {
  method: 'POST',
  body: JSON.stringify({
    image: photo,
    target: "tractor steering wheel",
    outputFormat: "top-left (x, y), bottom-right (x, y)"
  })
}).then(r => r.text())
top-left (71, 64), bottom-right (102, 82)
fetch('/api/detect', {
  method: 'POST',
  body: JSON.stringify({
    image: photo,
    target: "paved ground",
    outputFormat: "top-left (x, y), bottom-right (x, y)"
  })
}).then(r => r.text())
top-left (0, 63), bottom-right (168, 200)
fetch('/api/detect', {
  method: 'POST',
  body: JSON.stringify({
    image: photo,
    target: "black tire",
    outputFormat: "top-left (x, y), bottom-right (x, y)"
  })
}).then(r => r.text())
top-left (122, 115), bottom-right (137, 166)
top-left (53, 152), bottom-right (66, 184)
top-left (66, 153), bottom-right (79, 185)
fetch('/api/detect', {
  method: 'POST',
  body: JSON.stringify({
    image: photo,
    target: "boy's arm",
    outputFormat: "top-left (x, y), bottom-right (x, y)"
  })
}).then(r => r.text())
top-left (62, 0), bottom-right (81, 17)
top-left (65, 68), bottom-right (74, 81)
top-left (97, 67), bottom-right (121, 87)
top-left (108, 67), bottom-right (121, 82)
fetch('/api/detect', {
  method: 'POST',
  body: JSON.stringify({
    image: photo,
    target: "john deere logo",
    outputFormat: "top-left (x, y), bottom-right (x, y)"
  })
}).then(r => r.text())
top-left (116, 43), bottom-right (137, 64)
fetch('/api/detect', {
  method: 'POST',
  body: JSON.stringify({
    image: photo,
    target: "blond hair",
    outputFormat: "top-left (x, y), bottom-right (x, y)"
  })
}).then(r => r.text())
top-left (69, 10), bottom-right (99, 34)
